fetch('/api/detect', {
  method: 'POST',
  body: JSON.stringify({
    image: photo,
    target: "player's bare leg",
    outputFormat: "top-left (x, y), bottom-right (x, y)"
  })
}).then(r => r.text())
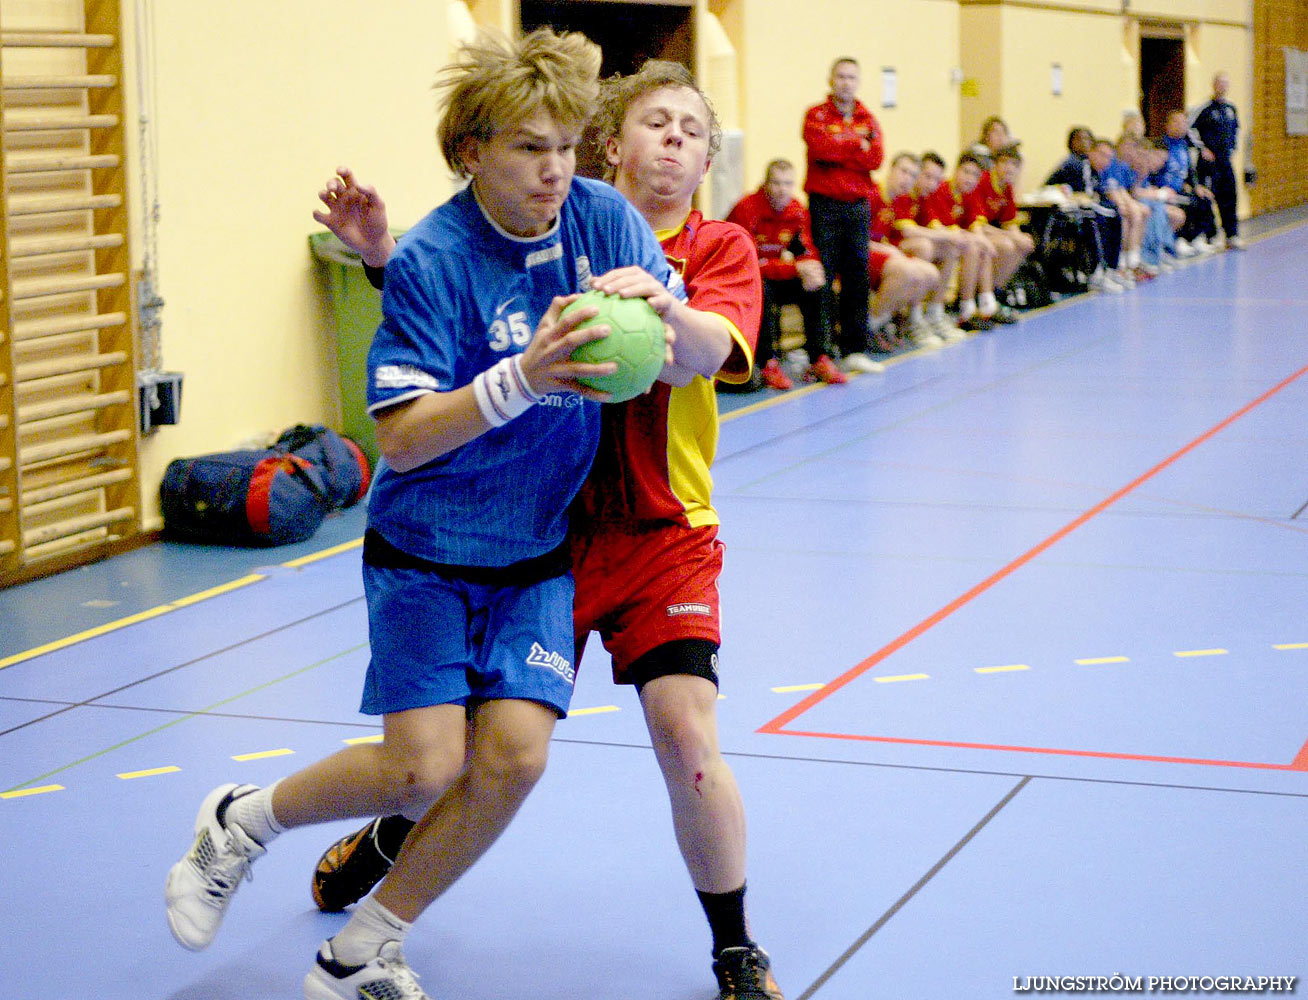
top-left (638, 673), bottom-right (783, 999)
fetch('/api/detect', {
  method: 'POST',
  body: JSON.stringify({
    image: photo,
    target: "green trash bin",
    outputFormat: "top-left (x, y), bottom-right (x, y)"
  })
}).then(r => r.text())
top-left (309, 231), bottom-right (399, 466)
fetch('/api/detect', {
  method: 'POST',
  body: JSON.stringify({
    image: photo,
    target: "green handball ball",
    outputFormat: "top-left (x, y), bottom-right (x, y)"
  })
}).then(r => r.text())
top-left (562, 290), bottom-right (666, 404)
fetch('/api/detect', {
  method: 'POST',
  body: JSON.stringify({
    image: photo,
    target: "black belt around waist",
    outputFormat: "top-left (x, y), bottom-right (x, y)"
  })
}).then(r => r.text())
top-left (363, 528), bottom-right (570, 587)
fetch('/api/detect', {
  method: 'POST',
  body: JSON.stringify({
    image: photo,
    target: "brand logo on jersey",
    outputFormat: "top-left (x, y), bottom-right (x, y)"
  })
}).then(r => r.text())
top-left (575, 255), bottom-right (593, 289)
top-left (494, 296), bottom-right (518, 318)
top-left (666, 602), bottom-right (712, 617)
top-left (538, 393), bottom-right (583, 409)
top-left (526, 244), bottom-right (563, 269)
top-left (526, 642), bottom-right (575, 683)
top-left (374, 364), bottom-right (439, 390)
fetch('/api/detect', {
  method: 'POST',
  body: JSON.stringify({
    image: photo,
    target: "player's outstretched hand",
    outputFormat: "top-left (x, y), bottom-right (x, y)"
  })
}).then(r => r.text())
top-left (313, 167), bottom-right (396, 268)
top-left (518, 295), bottom-right (618, 401)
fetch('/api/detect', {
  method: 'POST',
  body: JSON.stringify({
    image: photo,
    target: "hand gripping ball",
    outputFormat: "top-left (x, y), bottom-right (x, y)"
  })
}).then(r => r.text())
top-left (562, 290), bottom-right (666, 404)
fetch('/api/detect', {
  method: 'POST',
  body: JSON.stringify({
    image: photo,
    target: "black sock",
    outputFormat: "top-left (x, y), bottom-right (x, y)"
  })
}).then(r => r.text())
top-left (697, 884), bottom-right (754, 956)
top-left (374, 814), bottom-right (416, 861)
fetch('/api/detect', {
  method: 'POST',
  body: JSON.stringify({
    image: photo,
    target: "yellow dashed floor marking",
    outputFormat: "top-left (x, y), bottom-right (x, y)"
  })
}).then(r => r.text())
top-left (974, 664), bottom-right (1030, 674)
top-left (1174, 648), bottom-right (1229, 658)
top-left (1076, 656), bottom-right (1130, 665)
top-left (874, 673), bottom-right (930, 683)
top-left (570, 705), bottom-right (620, 716)
top-left (116, 766), bottom-right (181, 780)
top-left (772, 683), bottom-right (825, 693)
top-left (1273, 642), bottom-right (1308, 650)
top-left (343, 734), bottom-right (383, 745)
top-left (0, 784), bottom-right (64, 799)
top-left (232, 749), bottom-right (294, 762)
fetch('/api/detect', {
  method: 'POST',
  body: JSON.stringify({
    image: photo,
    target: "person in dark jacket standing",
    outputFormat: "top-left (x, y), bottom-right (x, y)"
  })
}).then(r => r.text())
top-left (1191, 71), bottom-right (1244, 250)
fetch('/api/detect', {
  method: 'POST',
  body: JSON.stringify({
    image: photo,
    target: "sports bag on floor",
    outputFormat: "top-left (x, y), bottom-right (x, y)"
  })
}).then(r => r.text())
top-left (160, 449), bottom-right (330, 546)
top-left (274, 424), bottom-right (371, 510)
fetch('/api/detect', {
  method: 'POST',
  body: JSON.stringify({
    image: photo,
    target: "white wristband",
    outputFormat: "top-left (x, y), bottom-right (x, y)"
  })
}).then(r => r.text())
top-left (472, 355), bottom-right (544, 427)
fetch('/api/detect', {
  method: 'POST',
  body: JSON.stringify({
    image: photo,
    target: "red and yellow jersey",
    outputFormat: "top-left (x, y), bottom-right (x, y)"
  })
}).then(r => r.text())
top-left (921, 180), bottom-right (965, 228)
top-left (725, 188), bottom-right (820, 283)
top-left (574, 211), bottom-right (760, 530)
top-left (868, 183), bottom-right (899, 245)
top-left (890, 190), bottom-right (923, 239)
top-left (802, 98), bottom-right (883, 202)
top-left (973, 170), bottom-right (1018, 226)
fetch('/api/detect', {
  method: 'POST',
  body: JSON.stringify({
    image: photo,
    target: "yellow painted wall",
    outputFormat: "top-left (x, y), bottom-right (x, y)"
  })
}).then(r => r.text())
top-left (124, 1), bottom-right (451, 528)
top-left (986, 8), bottom-right (1137, 186)
top-left (959, 4), bottom-right (1005, 149)
top-left (727, 0), bottom-right (963, 197)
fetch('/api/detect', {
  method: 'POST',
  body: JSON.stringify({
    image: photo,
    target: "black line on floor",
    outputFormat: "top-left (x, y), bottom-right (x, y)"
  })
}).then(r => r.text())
top-left (797, 776), bottom-right (1031, 999)
top-left (1292, 498), bottom-right (1308, 520)
top-left (0, 695), bottom-right (380, 730)
top-left (0, 596), bottom-right (364, 740)
top-left (716, 375), bottom-right (950, 467)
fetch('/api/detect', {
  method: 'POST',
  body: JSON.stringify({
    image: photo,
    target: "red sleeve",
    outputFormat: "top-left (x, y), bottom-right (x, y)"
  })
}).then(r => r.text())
top-left (684, 221), bottom-right (762, 380)
top-left (997, 185), bottom-right (1018, 225)
top-left (724, 194), bottom-right (755, 231)
top-left (960, 185), bottom-right (987, 228)
top-left (861, 108), bottom-right (884, 172)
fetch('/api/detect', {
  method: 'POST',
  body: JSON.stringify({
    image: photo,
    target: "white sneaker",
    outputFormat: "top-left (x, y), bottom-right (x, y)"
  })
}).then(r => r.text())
top-left (782, 348), bottom-right (810, 382)
top-left (1227, 235), bottom-right (1245, 251)
top-left (1089, 270), bottom-right (1124, 294)
top-left (1191, 235), bottom-right (1213, 254)
top-left (1173, 238), bottom-right (1197, 258)
top-left (165, 783), bottom-right (266, 951)
top-left (304, 940), bottom-right (429, 1000)
top-left (932, 315), bottom-right (967, 341)
top-left (839, 352), bottom-right (885, 375)
top-left (908, 321), bottom-right (944, 348)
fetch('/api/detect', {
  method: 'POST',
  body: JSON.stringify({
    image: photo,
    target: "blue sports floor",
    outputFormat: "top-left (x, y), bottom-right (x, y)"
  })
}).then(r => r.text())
top-left (2, 224), bottom-right (1306, 999)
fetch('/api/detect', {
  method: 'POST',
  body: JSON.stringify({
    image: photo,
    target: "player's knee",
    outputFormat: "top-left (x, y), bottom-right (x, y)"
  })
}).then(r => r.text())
top-left (468, 731), bottom-right (551, 802)
top-left (383, 744), bottom-right (464, 812)
top-left (655, 723), bottom-right (718, 787)
top-left (917, 263), bottom-right (940, 293)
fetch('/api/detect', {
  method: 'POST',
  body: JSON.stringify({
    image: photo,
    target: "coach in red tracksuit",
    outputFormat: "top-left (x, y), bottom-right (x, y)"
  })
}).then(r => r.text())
top-left (803, 57), bottom-right (884, 371)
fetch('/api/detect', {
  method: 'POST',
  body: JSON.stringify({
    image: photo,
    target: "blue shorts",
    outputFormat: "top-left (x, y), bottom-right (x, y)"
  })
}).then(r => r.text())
top-left (360, 561), bottom-right (578, 718)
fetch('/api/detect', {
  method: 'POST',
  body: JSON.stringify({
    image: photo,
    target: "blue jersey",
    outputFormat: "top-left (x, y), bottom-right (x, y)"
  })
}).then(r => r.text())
top-left (1096, 159), bottom-right (1136, 196)
top-left (1158, 137), bottom-right (1191, 193)
top-left (365, 177), bottom-right (684, 567)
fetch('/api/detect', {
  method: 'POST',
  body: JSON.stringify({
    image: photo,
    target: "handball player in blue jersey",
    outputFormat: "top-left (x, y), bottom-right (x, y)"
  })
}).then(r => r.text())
top-left (164, 28), bottom-right (681, 1000)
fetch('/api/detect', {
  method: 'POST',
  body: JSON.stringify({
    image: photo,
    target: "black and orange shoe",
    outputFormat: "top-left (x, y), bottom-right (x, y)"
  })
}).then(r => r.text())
top-left (713, 945), bottom-right (785, 1000)
top-left (311, 817), bottom-right (402, 913)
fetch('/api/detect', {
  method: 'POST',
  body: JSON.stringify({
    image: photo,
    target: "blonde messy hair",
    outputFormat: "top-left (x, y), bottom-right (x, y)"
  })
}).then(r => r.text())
top-left (436, 27), bottom-right (602, 178)
top-left (592, 60), bottom-right (723, 181)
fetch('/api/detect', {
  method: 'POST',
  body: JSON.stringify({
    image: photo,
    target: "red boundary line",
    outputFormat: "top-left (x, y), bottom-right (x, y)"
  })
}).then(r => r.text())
top-left (759, 362), bottom-right (1308, 773)
top-left (778, 730), bottom-right (1308, 772)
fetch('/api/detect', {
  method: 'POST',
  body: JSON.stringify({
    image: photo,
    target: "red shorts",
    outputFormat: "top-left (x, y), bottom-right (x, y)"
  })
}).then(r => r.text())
top-left (868, 241), bottom-right (896, 286)
top-left (571, 522), bottom-right (722, 683)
